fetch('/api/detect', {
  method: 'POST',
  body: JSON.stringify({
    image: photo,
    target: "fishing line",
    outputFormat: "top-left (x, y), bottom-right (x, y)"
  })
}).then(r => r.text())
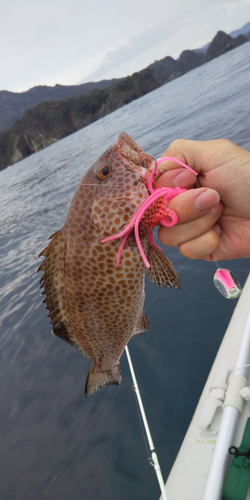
top-left (132, 383), bottom-right (151, 458)
top-left (81, 184), bottom-right (125, 186)
top-left (131, 374), bottom-right (162, 470)
top-left (125, 345), bottom-right (168, 500)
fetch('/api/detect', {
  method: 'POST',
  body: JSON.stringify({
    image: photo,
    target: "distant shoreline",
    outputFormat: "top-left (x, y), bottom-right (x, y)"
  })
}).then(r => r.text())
top-left (0, 28), bottom-right (249, 171)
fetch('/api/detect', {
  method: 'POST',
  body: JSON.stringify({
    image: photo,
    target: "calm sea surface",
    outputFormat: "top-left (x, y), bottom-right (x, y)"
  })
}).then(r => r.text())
top-left (1, 43), bottom-right (250, 500)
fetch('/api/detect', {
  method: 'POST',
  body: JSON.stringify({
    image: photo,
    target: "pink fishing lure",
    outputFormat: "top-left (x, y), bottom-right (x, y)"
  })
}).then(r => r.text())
top-left (101, 156), bottom-right (197, 267)
top-left (213, 268), bottom-right (241, 299)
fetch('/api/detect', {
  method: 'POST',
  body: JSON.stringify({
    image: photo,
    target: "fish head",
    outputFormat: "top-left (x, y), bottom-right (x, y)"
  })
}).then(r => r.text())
top-left (88, 132), bottom-right (155, 236)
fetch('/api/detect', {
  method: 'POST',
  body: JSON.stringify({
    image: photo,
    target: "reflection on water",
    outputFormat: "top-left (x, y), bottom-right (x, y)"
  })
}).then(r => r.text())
top-left (0, 43), bottom-right (250, 499)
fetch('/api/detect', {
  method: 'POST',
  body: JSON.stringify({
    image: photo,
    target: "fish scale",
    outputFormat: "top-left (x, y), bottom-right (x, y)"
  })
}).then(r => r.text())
top-left (139, 194), bottom-right (170, 231)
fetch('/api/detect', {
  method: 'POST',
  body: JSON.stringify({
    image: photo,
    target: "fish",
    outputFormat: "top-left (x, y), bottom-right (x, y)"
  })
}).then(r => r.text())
top-left (38, 132), bottom-right (180, 397)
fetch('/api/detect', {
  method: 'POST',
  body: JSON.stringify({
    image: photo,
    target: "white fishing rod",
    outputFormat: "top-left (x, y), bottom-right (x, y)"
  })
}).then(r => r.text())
top-left (125, 345), bottom-right (168, 500)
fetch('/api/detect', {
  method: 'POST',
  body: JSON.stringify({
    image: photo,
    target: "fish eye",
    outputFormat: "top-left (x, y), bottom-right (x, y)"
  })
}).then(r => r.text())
top-left (98, 165), bottom-right (111, 179)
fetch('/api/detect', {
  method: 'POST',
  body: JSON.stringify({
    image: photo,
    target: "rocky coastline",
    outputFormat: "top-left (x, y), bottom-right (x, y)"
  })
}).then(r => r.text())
top-left (0, 30), bottom-right (248, 171)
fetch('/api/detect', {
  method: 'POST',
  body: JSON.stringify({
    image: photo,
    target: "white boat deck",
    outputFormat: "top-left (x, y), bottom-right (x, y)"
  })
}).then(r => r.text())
top-left (160, 273), bottom-right (250, 500)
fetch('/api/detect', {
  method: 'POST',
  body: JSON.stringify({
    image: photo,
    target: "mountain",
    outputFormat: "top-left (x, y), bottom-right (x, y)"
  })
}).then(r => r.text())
top-left (0, 52), bottom-right (206, 134)
top-left (206, 31), bottom-right (247, 61)
top-left (147, 50), bottom-right (205, 86)
top-left (230, 21), bottom-right (250, 38)
top-left (196, 21), bottom-right (250, 54)
top-left (0, 79), bottom-right (122, 132)
top-left (0, 27), bottom-right (248, 171)
top-left (0, 70), bottom-right (159, 170)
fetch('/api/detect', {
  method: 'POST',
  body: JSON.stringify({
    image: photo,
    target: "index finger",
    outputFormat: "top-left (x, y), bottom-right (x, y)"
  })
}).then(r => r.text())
top-left (157, 156), bottom-right (197, 176)
top-left (157, 168), bottom-right (197, 189)
top-left (159, 139), bottom-right (222, 174)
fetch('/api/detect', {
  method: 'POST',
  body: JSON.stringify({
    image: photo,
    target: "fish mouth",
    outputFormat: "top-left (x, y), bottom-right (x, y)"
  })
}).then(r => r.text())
top-left (117, 133), bottom-right (155, 182)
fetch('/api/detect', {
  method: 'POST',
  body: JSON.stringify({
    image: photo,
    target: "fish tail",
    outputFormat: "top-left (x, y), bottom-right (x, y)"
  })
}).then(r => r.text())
top-left (85, 363), bottom-right (122, 397)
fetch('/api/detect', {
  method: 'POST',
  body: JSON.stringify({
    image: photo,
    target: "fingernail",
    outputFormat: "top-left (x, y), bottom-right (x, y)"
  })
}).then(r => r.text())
top-left (212, 202), bottom-right (223, 218)
top-left (213, 223), bottom-right (221, 235)
top-left (195, 190), bottom-right (220, 212)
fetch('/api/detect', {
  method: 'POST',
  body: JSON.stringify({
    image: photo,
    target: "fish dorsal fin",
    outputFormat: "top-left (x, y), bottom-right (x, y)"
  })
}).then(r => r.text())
top-left (38, 231), bottom-right (80, 350)
top-left (147, 243), bottom-right (180, 288)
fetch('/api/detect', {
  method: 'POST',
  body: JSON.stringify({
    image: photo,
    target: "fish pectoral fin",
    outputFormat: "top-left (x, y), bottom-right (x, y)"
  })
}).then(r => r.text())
top-left (147, 243), bottom-right (180, 288)
top-left (85, 363), bottom-right (122, 397)
top-left (133, 312), bottom-right (149, 335)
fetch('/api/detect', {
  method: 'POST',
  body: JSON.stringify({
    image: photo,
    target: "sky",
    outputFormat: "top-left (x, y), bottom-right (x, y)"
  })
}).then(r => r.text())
top-left (1, 0), bottom-right (250, 93)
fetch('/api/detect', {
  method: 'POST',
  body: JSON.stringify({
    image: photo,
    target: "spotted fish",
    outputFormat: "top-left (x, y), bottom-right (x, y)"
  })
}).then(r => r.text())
top-left (38, 133), bottom-right (179, 397)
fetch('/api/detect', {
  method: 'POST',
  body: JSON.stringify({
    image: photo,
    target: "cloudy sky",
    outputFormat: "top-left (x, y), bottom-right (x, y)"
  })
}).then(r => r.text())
top-left (1, 0), bottom-right (250, 93)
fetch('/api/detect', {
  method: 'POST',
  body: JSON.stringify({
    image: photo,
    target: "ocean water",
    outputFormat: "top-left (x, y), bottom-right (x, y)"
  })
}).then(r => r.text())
top-left (0, 42), bottom-right (250, 500)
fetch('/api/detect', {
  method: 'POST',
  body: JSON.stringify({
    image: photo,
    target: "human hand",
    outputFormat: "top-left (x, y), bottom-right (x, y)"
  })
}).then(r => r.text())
top-left (157, 139), bottom-right (250, 261)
